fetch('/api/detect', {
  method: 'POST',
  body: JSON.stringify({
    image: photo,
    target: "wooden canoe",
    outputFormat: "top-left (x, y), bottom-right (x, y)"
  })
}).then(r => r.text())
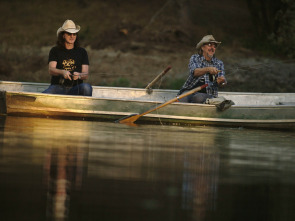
top-left (1, 81), bottom-right (295, 130)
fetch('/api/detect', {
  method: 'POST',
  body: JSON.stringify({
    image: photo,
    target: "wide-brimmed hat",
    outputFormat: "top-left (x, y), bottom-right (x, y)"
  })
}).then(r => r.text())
top-left (196, 35), bottom-right (221, 50)
top-left (57, 19), bottom-right (80, 37)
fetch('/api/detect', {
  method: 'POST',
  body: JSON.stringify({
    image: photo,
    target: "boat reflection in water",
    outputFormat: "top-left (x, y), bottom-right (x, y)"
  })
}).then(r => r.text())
top-left (84, 120), bottom-right (222, 221)
top-left (1, 116), bottom-right (295, 221)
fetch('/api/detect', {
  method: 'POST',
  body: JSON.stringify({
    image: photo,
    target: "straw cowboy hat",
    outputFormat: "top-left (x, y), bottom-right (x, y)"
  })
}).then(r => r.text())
top-left (57, 19), bottom-right (80, 36)
top-left (196, 35), bottom-right (221, 50)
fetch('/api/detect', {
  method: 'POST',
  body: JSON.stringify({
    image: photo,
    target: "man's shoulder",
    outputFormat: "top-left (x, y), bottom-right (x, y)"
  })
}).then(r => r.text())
top-left (191, 53), bottom-right (201, 58)
top-left (190, 54), bottom-right (203, 61)
top-left (73, 47), bottom-right (88, 55)
top-left (49, 46), bottom-right (63, 53)
top-left (49, 46), bottom-right (57, 51)
top-left (75, 47), bottom-right (87, 51)
top-left (212, 56), bottom-right (223, 63)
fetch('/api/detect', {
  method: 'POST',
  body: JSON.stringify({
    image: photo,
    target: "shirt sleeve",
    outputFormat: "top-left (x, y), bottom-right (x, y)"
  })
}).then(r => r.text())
top-left (48, 47), bottom-right (58, 63)
top-left (188, 55), bottom-right (202, 75)
top-left (216, 60), bottom-right (227, 83)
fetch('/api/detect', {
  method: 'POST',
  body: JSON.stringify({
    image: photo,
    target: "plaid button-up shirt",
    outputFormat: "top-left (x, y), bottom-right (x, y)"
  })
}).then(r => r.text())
top-left (178, 54), bottom-right (226, 97)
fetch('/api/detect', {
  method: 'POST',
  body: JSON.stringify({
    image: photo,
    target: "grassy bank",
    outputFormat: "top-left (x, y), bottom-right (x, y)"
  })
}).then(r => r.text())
top-left (1, 44), bottom-right (294, 93)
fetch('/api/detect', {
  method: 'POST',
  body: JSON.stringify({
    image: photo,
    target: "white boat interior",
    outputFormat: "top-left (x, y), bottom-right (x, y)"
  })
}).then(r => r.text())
top-left (1, 81), bottom-right (295, 107)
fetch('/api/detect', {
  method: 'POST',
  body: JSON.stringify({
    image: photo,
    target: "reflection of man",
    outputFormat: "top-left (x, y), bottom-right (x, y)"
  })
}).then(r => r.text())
top-left (44, 146), bottom-right (86, 220)
top-left (0, 117), bottom-right (5, 155)
top-left (181, 146), bottom-right (220, 220)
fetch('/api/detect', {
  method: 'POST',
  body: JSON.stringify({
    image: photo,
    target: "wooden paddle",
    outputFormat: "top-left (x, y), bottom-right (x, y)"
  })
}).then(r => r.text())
top-left (145, 66), bottom-right (171, 94)
top-left (116, 83), bottom-right (208, 124)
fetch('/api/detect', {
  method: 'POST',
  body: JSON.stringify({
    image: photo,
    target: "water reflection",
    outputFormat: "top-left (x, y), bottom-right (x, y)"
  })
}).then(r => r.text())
top-left (181, 142), bottom-right (219, 220)
top-left (0, 116), bottom-right (5, 153)
top-left (0, 116), bottom-right (295, 221)
top-left (44, 133), bottom-right (89, 220)
top-left (0, 116), bottom-right (90, 221)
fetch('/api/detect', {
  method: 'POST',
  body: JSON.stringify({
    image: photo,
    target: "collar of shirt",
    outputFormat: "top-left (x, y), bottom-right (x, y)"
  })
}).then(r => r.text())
top-left (199, 54), bottom-right (218, 65)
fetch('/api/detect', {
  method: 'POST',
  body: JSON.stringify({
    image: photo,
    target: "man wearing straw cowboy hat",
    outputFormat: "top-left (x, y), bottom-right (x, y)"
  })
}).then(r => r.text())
top-left (177, 35), bottom-right (233, 109)
top-left (43, 19), bottom-right (92, 96)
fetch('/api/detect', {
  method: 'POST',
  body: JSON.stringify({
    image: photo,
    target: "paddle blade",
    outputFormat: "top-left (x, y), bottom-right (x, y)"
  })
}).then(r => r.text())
top-left (115, 113), bottom-right (141, 124)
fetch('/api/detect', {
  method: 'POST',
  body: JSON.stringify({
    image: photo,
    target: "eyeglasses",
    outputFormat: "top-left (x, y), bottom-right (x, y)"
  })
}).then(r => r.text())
top-left (65, 32), bottom-right (77, 36)
top-left (204, 42), bottom-right (217, 48)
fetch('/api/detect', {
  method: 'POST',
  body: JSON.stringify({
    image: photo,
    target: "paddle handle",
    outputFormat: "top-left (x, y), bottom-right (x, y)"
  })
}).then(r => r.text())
top-left (139, 84), bottom-right (208, 117)
top-left (145, 66), bottom-right (171, 89)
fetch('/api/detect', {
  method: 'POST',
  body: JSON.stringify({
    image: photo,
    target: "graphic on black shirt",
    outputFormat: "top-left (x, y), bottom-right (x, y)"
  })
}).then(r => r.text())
top-left (62, 59), bottom-right (77, 72)
top-left (48, 46), bottom-right (89, 86)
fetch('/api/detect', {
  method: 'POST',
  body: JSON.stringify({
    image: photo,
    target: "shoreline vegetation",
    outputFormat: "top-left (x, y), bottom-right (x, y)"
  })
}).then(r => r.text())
top-left (1, 0), bottom-right (295, 92)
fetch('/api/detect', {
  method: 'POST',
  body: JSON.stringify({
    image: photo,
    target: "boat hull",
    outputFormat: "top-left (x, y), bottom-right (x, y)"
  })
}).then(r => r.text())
top-left (1, 81), bottom-right (295, 130)
top-left (3, 90), bottom-right (295, 130)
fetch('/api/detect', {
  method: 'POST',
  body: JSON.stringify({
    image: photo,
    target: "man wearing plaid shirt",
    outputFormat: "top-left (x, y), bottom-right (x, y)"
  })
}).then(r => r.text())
top-left (178, 35), bottom-right (227, 103)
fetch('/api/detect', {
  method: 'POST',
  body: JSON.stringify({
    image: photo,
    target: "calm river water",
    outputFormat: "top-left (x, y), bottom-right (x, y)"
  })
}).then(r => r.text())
top-left (0, 116), bottom-right (295, 221)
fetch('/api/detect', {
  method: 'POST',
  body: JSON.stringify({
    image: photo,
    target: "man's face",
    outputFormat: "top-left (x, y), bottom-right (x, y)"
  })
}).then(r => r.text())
top-left (63, 32), bottom-right (77, 44)
top-left (201, 42), bottom-right (217, 59)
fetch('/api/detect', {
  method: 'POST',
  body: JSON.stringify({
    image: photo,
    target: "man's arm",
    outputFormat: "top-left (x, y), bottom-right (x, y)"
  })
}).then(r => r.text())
top-left (193, 67), bottom-right (220, 77)
top-left (189, 55), bottom-right (220, 77)
top-left (49, 61), bottom-right (72, 80)
top-left (73, 64), bottom-right (89, 80)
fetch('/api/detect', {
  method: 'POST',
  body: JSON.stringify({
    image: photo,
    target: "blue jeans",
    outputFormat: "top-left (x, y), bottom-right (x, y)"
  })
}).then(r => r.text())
top-left (42, 83), bottom-right (93, 96)
top-left (178, 92), bottom-right (213, 103)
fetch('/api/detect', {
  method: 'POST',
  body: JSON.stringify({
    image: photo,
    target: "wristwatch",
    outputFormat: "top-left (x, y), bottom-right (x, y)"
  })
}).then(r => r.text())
top-left (78, 75), bottom-right (81, 80)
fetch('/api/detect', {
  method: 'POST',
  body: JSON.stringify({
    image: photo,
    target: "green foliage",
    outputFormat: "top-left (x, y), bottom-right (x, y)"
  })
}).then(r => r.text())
top-left (271, 0), bottom-right (295, 58)
top-left (111, 77), bottom-right (131, 87)
top-left (134, 82), bottom-right (146, 88)
top-left (246, 0), bottom-right (295, 58)
top-left (163, 77), bottom-right (186, 90)
top-left (242, 37), bottom-right (280, 57)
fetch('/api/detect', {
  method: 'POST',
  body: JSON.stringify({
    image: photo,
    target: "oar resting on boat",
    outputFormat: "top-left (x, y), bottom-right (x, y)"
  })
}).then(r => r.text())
top-left (145, 66), bottom-right (171, 94)
top-left (116, 84), bottom-right (208, 124)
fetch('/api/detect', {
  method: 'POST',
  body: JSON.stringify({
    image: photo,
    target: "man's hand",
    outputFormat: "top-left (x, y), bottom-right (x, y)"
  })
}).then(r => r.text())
top-left (63, 70), bottom-right (72, 80)
top-left (217, 76), bottom-right (226, 85)
top-left (206, 67), bottom-right (220, 75)
top-left (73, 72), bottom-right (81, 80)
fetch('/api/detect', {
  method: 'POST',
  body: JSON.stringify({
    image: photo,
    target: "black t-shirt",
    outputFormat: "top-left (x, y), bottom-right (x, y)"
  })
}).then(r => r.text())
top-left (48, 46), bottom-right (89, 86)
